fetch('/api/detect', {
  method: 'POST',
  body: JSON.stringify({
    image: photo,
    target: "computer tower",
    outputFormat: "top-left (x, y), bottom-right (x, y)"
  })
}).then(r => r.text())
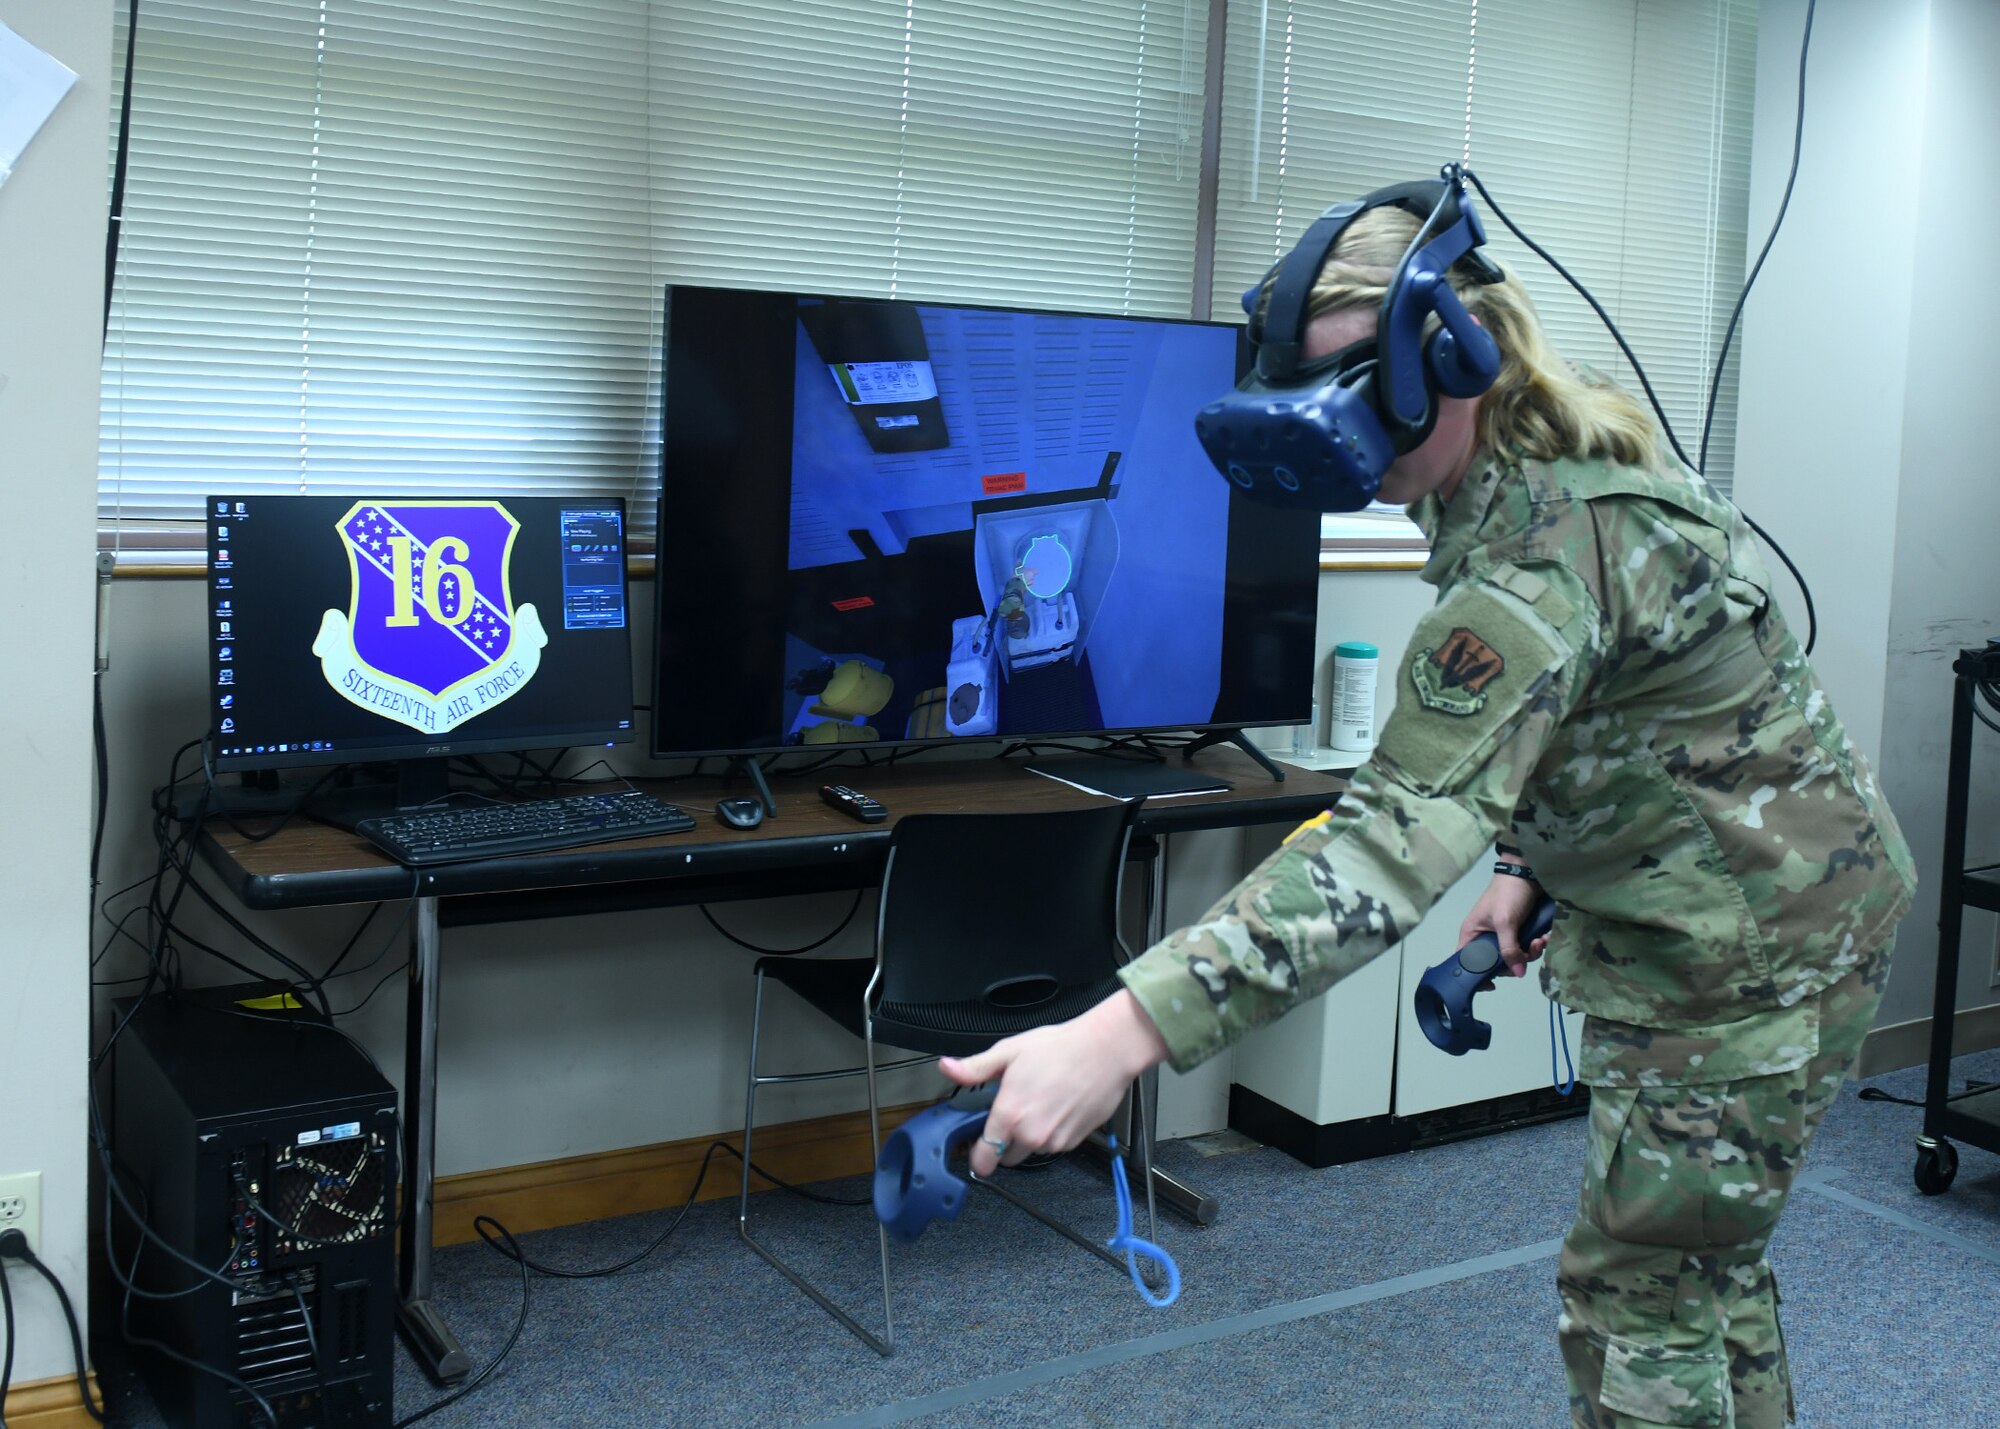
top-left (112, 985), bottom-right (398, 1428)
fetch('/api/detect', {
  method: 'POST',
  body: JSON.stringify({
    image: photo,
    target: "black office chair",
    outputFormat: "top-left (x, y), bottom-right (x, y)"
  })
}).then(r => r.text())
top-left (736, 798), bottom-right (1159, 1354)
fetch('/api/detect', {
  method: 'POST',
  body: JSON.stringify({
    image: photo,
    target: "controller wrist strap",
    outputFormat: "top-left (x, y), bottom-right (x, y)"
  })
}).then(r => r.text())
top-left (1105, 1132), bottom-right (1180, 1308)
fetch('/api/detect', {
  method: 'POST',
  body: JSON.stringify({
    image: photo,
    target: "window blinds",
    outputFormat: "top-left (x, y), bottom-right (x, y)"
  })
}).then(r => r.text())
top-left (102, 1), bottom-right (661, 533)
top-left (101, 0), bottom-right (1207, 541)
top-left (1466, 0), bottom-right (1756, 489)
top-left (102, 1), bottom-right (1753, 550)
top-left (1210, 0), bottom-right (1757, 551)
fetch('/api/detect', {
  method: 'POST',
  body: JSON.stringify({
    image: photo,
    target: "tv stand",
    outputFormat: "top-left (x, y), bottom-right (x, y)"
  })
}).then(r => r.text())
top-left (1182, 728), bottom-right (1285, 783)
top-left (726, 753), bottom-right (778, 817)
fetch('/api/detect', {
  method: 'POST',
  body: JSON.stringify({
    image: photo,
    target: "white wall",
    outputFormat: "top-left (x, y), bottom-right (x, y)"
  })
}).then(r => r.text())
top-left (1737, 0), bottom-right (2000, 1032)
top-left (1730, 0), bottom-right (1930, 765)
top-left (0, 0), bottom-right (108, 1389)
top-left (1875, 0), bottom-right (2000, 1027)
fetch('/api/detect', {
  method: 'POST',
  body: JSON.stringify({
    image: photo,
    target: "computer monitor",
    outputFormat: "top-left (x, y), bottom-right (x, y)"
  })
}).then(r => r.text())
top-left (207, 494), bottom-right (636, 808)
top-left (650, 286), bottom-right (1320, 758)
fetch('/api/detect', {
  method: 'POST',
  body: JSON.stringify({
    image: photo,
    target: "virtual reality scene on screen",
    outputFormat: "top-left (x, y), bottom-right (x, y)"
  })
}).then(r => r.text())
top-left (778, 300), bottom-right (1239, 746)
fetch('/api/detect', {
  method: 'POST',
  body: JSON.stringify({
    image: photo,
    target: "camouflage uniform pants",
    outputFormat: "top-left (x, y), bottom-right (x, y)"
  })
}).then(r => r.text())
top-left (1558, 946), bottom-right (1891, 1428)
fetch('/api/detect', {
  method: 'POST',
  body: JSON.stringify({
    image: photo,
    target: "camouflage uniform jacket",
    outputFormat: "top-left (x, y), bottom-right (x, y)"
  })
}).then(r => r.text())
top-left (1119, 448), bottom-right (1916, 1087)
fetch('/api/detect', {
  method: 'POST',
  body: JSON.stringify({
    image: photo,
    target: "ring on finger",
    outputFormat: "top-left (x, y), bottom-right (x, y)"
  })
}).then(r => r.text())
top-left (980, 1133), bottom-right (1009, 1155)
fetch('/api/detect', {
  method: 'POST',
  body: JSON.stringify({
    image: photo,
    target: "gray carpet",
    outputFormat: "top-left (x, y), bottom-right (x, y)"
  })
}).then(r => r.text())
top-left (91, 1049), bottom-right (2000, 1426)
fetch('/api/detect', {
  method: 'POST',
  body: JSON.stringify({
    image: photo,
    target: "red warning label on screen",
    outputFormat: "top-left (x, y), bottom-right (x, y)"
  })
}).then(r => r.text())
top-left (982, 471), bottom-right (1028, 495)
top-left (832, 596), bottom-right (876, 612)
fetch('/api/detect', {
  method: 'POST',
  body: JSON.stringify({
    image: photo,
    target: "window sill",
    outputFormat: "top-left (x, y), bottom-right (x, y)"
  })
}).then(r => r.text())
top-left (1318, 544), bottom-right (1428, 573)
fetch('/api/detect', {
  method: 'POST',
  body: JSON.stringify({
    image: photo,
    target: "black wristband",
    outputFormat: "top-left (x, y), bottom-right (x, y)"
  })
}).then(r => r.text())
top-left (1492, 860), bottom-right (1537, 881)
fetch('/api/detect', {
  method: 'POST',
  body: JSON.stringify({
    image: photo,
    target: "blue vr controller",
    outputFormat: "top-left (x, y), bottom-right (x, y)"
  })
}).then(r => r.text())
top-left (874, 1086), bottom-right (1183, 1307)
top-left (874, 1089), bottom-right (993, 1243)
top-left (1413, 897), bottom-right (1558, 1055)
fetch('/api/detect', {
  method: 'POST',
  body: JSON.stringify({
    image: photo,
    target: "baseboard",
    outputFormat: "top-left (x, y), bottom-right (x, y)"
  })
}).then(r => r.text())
top-left (1856, 1000), bottom-right (2000, 1080)
top-left (1227, 1082), bottom-right (1589, 1170)
top-left (429, 1099), bottom-right (930, 1247)
top-left (2, 1374), bottom-right (102, 1429)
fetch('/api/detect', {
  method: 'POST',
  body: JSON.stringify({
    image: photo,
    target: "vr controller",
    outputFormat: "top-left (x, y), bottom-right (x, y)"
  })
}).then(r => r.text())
top-left (1413, 897), bottom-right (1558, 1056)
top-left (874, 1085), bottom-right (1182, 1307)
top-left (873, 1086), bottom-right (993, 1243)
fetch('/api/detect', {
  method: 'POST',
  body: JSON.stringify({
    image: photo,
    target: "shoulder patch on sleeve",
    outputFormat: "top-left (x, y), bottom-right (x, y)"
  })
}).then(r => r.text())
top-left (1376, 571), bottom-right (1577, 797)
top-left (1411, 627), bottom-right (1509, 716)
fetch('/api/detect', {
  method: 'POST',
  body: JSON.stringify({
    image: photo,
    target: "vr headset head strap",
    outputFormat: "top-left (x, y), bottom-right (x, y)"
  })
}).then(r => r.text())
top-left (1246, 173), bottom-right (1504, 396)
top-left (1249, 199), bottom-right (1364, 380)
top-left (1376, 176), bottom-right (1506, 431)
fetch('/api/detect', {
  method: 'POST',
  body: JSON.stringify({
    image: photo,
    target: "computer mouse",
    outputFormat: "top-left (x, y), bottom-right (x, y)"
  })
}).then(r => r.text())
top-left (716, 797), bottom-right (765, 830)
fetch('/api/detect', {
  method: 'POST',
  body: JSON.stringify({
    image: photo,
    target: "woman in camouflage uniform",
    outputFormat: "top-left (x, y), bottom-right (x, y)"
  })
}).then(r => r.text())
top-left (942, 202), bottom-right (1916, 1427)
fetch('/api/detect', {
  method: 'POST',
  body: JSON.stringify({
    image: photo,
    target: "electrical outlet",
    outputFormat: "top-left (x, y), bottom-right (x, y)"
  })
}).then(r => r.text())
top-left (0, 1171), bottom-right (41, 1256)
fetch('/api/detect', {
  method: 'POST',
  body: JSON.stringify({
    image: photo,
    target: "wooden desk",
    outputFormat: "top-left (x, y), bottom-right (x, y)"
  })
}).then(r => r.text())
top-left (195, 747), bottom-right (1346, 1382)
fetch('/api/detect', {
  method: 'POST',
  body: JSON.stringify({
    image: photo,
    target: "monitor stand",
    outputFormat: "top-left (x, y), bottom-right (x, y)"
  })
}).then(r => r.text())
top-left (306, 757), bottom-right (458, 832)
top-left (1181, 728), bottom-right (1285, 783)
top-left (725, 753), bottom-right (777, 818)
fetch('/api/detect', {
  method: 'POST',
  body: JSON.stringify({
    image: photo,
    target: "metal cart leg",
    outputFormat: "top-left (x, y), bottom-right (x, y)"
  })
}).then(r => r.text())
top-left (1918, 654), bottom-right (1979, 1196)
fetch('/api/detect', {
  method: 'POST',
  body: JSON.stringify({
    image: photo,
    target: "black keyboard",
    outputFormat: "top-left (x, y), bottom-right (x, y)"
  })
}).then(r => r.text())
top-left (356, 790), bottom-right (697, 866)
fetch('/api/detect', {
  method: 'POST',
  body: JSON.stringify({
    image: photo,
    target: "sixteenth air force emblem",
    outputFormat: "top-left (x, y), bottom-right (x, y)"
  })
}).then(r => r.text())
top-left (312, 501), bottom-right (548, 736)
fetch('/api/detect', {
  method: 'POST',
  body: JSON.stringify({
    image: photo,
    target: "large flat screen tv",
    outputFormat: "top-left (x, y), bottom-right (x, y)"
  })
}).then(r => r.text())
top-left (650, 285), bottom-right (1319, 758)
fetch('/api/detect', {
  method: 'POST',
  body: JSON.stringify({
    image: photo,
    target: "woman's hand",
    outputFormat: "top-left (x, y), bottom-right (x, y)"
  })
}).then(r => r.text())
top-left (1459, 865), bottom-right (1548, 977)
top-left (940, 989), bottom-right (1170, 1177)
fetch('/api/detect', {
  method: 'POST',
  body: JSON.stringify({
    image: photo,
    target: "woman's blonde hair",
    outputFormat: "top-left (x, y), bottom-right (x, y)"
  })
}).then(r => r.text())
top-left (1262, 204), bottom-right (1662, 468)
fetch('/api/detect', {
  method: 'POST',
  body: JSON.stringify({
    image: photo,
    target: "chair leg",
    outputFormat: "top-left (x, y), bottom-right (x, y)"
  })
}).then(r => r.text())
top-left (736, 967), bottom-right (894, 1356)
top-left (1135, 1070), bottom-right (1161, 1260)
top-left (973, 1076), bottom-right (1169, 1284)
top-left (971, 1171), bottom-right (1127, 1271)
top-left (862, 1016), bottom-right (895, 1350)
top-left (737, 969), bottom-right (768, 1226)
top-left (968, 1064), bottom-right (1168, 1272)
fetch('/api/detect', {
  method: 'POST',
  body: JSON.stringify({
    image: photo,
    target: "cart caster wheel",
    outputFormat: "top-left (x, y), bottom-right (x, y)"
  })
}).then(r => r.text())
top-left (1915, 1139), bottom-right (1959, 1196)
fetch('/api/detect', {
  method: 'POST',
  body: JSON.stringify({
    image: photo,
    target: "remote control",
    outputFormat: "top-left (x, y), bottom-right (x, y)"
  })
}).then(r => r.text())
top-left (820, 784), bottom-right (887, 822)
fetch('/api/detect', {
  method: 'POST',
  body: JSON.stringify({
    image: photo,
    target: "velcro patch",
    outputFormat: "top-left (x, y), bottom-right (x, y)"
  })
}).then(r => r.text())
top-left (1492, 562), bottom-right (1576, 622)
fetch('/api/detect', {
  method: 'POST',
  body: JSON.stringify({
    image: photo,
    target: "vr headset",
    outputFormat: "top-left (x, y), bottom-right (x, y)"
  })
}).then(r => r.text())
top-left (1195, 165), bottom-right (1507, 512)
